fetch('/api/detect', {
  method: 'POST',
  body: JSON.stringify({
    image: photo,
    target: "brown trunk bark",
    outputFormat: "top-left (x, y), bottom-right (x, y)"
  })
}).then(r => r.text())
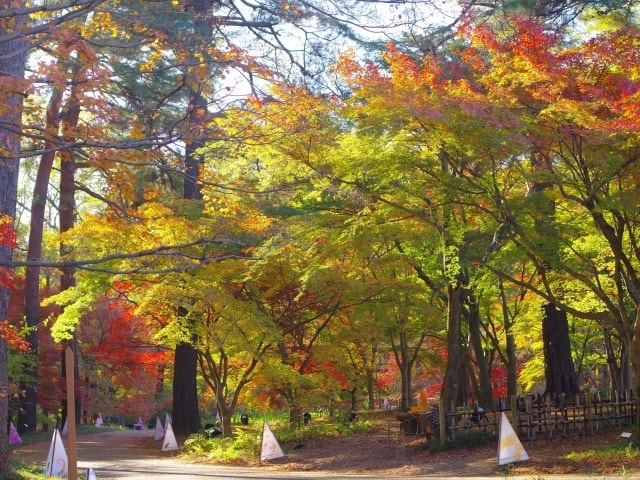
top-left (288, 404), bottom-right (303, 426)
top-left (219, 405), bottom-right (233, 438)
top-left (398, 329), bottom-right (412, 411)
top-left (542, 304), bottom-right (579, 396)
top-left (0, 2), bottom-right (27, 471)
top-left (172, 342), bottom-right (202, 435)
top-left (603, 328), bottom-right (622, 392)
top-left (59, 83), bottom-right (82, 423)
top-left (466, 296), bottom-right (493, 406)
top-left (366, 366), bottom-right (375, 410)
top-left (170, 0), bottom-right (212, 436)
top-left (506, 329), bottom-right (517, 398)
top-left (441, 284), bottom-right (464, 413)
top-left (19, 86), bottom-right (64, 435)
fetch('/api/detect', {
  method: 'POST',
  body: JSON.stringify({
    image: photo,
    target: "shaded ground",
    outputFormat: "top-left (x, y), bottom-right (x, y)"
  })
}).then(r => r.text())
top-left (12, 420), bottom-right (640, 478)
top-left (269, 423), bottom-right (639, 477)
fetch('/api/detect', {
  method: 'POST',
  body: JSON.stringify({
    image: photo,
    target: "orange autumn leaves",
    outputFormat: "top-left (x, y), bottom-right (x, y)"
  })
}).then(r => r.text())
top-left (335, 18), bottom-right (640, 142)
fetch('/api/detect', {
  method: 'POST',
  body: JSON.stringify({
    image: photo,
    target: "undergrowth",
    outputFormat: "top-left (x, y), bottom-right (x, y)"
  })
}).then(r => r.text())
top-left (567, 440), bottom-right (640, 463)
top-left (182, 414), bottom-right (371, 464)
top-left (9, 457), bottom-right (96, 480)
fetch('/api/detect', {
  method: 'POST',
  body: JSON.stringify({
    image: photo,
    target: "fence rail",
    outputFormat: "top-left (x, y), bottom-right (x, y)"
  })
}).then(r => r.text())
top-left (442, 392), bottom-right (637, 443)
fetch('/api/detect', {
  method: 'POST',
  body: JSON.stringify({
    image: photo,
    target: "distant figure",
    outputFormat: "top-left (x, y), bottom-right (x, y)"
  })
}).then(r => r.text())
top-left (471, 405), bottom-right (488, 425)
top-left (383, 398), bottom-right (390, 410)
top-left (95, 413), bottom-right (104, 428)
top-left (303, 412), bottom-right (312, 425)
top-left (349, 408), bottom-right (358, 423)
top-left (240, 414), bottom-right (249, 425)
top-left (135, 417), bottom-right (144, 430)
top-left (204, 423), bottom-right (222, 438)
top-left (9, 422), bottom-right (21, 445)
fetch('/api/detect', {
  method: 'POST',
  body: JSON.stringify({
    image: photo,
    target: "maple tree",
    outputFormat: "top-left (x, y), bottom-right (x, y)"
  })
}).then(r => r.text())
top-left (2, 3), bottom-right (640, 475)
top-left (133, 258), bottom-right (278, 437)
top-left (210, 83), bottom-right (456, 414)
top-left (0, 0), bottom-right (490, 452)
top-left (25, 0), bottom-right (431, 437)
top-left (225, 77), bottom-right (497, 411)
top-left (351, 18), bottom-right (640, 402)
top-left (462, 19), bottom-right (640, 393)
top-left (216, 9), bottom-right (640, 417)
top-left (78, 295), bottom-right (171, 418)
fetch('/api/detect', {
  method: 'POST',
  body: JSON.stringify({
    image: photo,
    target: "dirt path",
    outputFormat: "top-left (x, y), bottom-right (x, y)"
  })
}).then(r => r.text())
top-left (12, 427), bottom-right (497, 478)
top-left (11, 425), bottom-right (640, 479)
top-left (12, 429), bottom-right (165, 477)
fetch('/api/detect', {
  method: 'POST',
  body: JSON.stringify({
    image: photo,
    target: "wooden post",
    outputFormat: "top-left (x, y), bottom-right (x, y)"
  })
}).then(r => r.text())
top-left (585, 393), bottom-right (592, 436)
top-left (438, 397), bottom-right (446, 445)
top-left (635, 387), bottom-right (640, 438)
top-left (65, 347), bottom-right (77, 480)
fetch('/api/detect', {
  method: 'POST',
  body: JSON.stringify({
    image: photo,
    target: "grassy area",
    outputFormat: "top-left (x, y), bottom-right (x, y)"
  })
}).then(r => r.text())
top-left (567, 440), bottom-right (640, 467)
top-left (9, 458), bottom-right (95, 480)
top-left (182, 410), bottom-right (372, 464)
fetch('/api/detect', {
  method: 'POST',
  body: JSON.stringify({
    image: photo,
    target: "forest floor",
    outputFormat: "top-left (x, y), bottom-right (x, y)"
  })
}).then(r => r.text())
top-left (265, 421), bottom-right (640, 477)
top-left (12, 417), bottom-right (640, 478)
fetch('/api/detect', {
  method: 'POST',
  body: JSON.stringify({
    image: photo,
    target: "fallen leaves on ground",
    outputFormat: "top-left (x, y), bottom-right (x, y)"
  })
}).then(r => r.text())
top-left (264, 423), bottom-right (640, 477)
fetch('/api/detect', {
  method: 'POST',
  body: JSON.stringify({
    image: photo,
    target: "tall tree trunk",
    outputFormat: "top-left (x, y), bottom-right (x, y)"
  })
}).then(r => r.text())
top-left (59, 83), bottom-right (81, 423)
top-left (398, 329), bottom-right (412, 411)
top-left (542, 304), bottom-right (579, 395)
top-left (506, 328), bottom-right (517, 398)
top-left (603, 328), bottom-right (622, 392)
top-left (389, 293), bottom-right (430, 413)
top-left (0, 2), bottom-right (27, 471)
top-left (627, 329), bottom-right (640, 414)
top-left (172, 342), bottom-right (201, 434)
top-left (218, 402), bottom-right (233, 438)
top-left (621, 345), bottom-right (633, 393)
top-left (19, 86), bottom-right (64, 435)
top-left (441, 284), bottom-right (464, 414)
top-left (287, 397), bottom-right (303, 426)
top-left (466, 295), bottom-right (493, 406)
top-left (169, 0), bottom-right (212, 436)
top-left (498, 279), bottom-right (518, 399)
top-left (365, 366), bottom-right (375, 410)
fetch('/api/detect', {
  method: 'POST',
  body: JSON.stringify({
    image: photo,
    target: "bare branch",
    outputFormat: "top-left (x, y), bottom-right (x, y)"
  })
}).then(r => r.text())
top-left (0, 237), bottom-right (251, 270)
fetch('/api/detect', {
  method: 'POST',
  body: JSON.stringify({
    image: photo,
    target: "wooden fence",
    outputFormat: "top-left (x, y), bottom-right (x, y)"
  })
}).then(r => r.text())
top-left (442, 391), bottom-right (637, 443)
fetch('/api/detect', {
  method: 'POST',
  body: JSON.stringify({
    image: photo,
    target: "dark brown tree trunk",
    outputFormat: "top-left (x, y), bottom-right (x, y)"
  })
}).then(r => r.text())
top-left (366, 365), bottom-right (375, 410)
top-left (603, 328), bottom-right (622, 392)
top-left (59, 82), bottom-right (82, 423)
top-left (172, 342), bottom-right (201, 435)
top-left (19, 86), bottom-right (64, 435)
top-left (288, 401), bottom-right (303, 427)
top-left (0, 2), bottom-right (27, 471)
top-left (498, 280), bottom-right (518, 399)
top-left (441, 284), bottom-right (464, 413)
top-left (542, 304), bottom-right (579, 396)
top-left (397, 328), bottom-right (412, 411)
top-left (506, 327), bottom-right (517, 398)
top-left (218, 403), bottom-right (233, 438)
top-left (621, 345), bottom-right (633, 392)
top-left (466, 296), bottom-right (493, 406)
top-left (390, 322), bottom-right (425, 412)
top-left (169, 0), bottom-right (212, 437)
